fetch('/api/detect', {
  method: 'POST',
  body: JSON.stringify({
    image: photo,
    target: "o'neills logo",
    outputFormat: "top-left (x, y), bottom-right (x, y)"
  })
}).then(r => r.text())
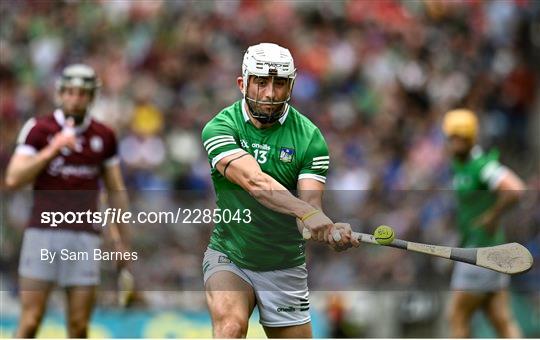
top-left (276, 306), bottom-right (296, 312)
top-left (47, 157), bottom-right (98, 178)
top-left (251, 143), bottom-right (270, 151)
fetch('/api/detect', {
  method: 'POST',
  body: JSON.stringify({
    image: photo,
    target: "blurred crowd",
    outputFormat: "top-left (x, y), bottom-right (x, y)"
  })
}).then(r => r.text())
top-left (1, 0), bottom-right (539, 314)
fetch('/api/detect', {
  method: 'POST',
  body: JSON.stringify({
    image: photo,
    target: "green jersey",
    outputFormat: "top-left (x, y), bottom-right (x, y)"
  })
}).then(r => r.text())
top-left (201, 100), bottom-right (329, 271)
top-left (451, 146), bottom-right (508, 247)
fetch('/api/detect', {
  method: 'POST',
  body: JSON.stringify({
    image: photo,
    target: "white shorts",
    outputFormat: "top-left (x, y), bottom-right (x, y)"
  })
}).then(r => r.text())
top-left (203, 247), bottom-right (310, 327)
top-left (450, 261), bottom-right (510, 291)
top-left (19, 228), bottom-right (102, 287)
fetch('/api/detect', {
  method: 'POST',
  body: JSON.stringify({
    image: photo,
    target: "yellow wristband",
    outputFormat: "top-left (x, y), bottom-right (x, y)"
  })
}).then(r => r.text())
top-left (300, 209), bottom-right (320, 222)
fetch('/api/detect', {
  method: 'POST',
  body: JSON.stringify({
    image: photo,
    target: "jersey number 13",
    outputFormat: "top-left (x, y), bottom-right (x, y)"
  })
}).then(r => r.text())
top-left (253, 149), bottom-right (268, 164)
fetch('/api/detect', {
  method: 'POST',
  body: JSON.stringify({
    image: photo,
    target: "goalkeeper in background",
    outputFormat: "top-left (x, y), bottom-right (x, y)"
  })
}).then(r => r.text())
top-left (443, 109), bottom-right (525, 338)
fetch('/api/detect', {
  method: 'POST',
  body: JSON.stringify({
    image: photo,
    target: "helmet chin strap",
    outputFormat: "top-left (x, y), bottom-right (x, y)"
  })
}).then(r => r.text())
top-left (245, 96), bottom-right (287, 124)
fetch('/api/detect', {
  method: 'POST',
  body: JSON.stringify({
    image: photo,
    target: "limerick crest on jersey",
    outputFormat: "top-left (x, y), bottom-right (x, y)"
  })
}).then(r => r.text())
top-left (279, 147), bottom-right (295, 163)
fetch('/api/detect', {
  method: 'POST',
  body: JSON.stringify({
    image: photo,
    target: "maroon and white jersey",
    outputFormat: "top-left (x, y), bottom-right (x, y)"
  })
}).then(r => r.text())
top-left (16, 109), bottom-right (118, 233)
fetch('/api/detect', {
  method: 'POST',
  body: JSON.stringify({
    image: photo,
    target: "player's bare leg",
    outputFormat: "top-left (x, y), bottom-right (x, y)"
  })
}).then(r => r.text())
top-left (448, 291), bottom-right (486, 338)
top-left (205, 271), bottom-right (256, 338)
top-left (484, 291), bottom-right (521, 338)
top-left (15, 277), bottom-right (54, 338)
top-left (65, 286), bottom-right (96, 338)
top-left (263, 322), bottom-right (312, 338)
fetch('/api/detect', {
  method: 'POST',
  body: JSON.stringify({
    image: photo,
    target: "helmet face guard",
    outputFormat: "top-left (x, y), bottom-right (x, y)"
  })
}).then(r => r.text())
top-left (55, 64), bottom-right (101, 119)
top-left (244, 75), bottom-right (295, 124)
top-left (56, 64), bottom-right (101, 93)
top-left (242, 43), bottom-right (296, 124)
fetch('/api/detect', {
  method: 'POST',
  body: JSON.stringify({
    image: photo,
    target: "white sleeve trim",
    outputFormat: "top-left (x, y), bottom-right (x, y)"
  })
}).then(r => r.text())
top-left (480, 161), bottom-right (499, 181)
top-left (313, 156), bottom-right (329, 160)
top-left (203, 135), bottom-right (235, 148)
top-left (16, 118), bottom-right (36, 144)
top-left (298, 173), bottom-right (326, 183)
top-left (15, 144), bottom-right (37, 156)
top-left (480, 161), bottom-right (508, 190)
top-left (104, 156), bottom-right (120, 167)
top-left (487, 166), bottom-right (509, 190)
top-left (207, 140), bottom-right (237, 155)
top-left (205, 136), bottom-right (235, 151)
top-left (211, 148), bottom-right (244, 168)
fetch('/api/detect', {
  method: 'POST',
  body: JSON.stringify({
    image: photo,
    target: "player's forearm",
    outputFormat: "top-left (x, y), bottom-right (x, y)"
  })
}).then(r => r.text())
top-left (485, 170), bottom-right (526, 221)
top-left (5, 146), bottom-right (57, 189)
top-left (488, 190), bottom-right (523, 220)
top-left (247, 172), bottom-right (316, 219)
top-left (297, 189), bottom-right (323, 227)
top-left (298, 188), bottom-right (323, 209)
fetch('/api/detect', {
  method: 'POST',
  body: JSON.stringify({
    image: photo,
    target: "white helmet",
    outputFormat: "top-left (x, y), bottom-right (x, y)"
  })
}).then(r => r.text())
top-left (56, 64), bottom-right (101, 93)
top-left (242, 43), bottom-right (297, 124)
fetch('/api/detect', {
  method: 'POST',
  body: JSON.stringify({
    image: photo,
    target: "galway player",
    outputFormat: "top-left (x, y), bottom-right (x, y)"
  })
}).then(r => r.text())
top-left (5, 64), bottom-right (130, 337)
top-left (443, 109), bottom-right (525, 337)
top-left (201, 43), bottom-right (359, 338)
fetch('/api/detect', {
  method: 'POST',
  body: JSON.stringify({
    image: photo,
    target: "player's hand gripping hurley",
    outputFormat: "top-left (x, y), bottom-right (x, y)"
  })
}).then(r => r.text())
top-left (303, 225), bottom-right (533, 275)
top-left (300, 209), bottom-right (342, 242)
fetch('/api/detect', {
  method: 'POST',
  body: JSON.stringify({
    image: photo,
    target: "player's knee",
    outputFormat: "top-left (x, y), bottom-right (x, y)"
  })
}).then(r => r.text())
top-left (488, 311), bottom-right (512, 331)
top-left (214, 316), bottom-right (248, 338)
top-left (448, 302), bottom-right (473, 337)
top-left (68, 318), bottom-right (89, 338)
top-left (17, 314), bottom-right (42, 337)
top-left (216, 320), bottom-right (247, 338)
top-left (449, 306), bottom-right (467, 326)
